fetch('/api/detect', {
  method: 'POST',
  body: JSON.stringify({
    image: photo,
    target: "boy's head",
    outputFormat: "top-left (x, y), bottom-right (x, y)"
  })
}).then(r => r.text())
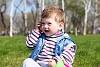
top-left (41, 6), bottom-right (65, 36)
top-left (41, 6), bottom-right (65, 24)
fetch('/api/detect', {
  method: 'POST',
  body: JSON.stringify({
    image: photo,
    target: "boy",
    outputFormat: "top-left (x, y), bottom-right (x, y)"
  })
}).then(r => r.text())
top-left (22, 6), bottom-right (76, 67)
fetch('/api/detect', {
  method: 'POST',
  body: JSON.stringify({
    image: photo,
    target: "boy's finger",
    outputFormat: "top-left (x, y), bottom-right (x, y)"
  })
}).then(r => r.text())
top-left (47, 59), bottom-right (52, 62)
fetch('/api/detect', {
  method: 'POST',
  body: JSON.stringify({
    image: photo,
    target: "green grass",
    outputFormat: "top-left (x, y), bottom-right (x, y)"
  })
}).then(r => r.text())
top-left (71, 34), bottom-right (100, 67)
top-left (0, 35), bottom-right (100, 67)
top-left (0, 36), bottom-right (31, 67)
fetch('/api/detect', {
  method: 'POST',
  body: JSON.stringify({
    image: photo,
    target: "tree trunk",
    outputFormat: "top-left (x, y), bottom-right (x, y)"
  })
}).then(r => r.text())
top-left (10, 0), bottom-right (14, 37)
top-left (83, 9), bottom-right (88, 35)
top-left (62, 0), bottom-right (64, 32)
top-left (83, 0), bottom-right (91, 35)
top-left (62, 0), bottom-right (64, 10)
top-left (0, 4), bottom-right (6, 29)
top-left (93, 0), bottom-right (98, 34)
top-left (24, 0), bottom-right (28, 34)
top-left (75, 27), bottom-right (77, 36)
top-left (41, 0), bottom-right (44, 11)
top-left (93, 18), bottom-right (98, 34)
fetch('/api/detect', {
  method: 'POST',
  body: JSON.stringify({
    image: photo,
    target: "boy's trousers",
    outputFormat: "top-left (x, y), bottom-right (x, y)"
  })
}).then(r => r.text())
top-left (22, 58), bottom-right (49, 67)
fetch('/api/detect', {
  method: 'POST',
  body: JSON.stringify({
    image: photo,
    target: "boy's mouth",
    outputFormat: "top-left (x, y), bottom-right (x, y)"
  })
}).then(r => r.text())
top-left (44, 30), bottom-right (49, 32)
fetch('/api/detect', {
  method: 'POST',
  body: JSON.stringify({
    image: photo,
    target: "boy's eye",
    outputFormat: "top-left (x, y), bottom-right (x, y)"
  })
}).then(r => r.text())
top-left (48, 23), bottom-right (51, 25)
top-left (41, 22), bottom-right (45, 25)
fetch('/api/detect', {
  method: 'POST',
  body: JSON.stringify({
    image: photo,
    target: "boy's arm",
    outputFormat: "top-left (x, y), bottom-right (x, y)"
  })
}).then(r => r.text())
top-left (26, 29), bottom-right (41, 49)
top-left (53, 42), bottom-right (76, 66)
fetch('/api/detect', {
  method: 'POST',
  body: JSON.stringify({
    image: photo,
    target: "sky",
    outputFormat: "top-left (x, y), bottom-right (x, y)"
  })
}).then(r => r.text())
top-left (7, 0), bottom-right (36, 15)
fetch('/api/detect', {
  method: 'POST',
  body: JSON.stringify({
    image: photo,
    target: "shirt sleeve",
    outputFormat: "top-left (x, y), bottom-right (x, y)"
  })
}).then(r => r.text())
top-left (53, 42), bottom-right (77, 67)
top-left (26, 29), bottom-right (40, 49)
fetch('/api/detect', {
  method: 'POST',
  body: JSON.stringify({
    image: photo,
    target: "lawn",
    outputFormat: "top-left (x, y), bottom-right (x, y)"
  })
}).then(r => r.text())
top-left (0, 35), bottom-right (100, 67)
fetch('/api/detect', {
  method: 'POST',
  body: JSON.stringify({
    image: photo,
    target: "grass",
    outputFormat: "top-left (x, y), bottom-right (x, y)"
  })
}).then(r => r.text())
top-left (71, 34), bottom-right (100, 67)
top-left (0, 36), bottom-right (31, 67)
top-left (0, 35), bottom-right (100, 67)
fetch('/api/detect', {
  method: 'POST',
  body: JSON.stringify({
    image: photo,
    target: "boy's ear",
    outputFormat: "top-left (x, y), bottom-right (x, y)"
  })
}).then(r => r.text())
top-left (59, 22), bottom-right (64, 30)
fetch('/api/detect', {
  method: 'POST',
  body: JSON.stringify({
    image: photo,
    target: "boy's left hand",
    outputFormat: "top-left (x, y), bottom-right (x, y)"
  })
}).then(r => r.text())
top-left (48, 59), bottom-right (56, 67)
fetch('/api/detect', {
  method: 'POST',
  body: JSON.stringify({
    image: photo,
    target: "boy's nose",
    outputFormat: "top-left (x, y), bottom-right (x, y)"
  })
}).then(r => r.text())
top-left (44, 24), bottom-right (48, 28)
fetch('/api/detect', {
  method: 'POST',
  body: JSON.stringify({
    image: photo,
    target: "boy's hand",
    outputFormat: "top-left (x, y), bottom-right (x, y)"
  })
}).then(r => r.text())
top-left (36, 22), bottom-right (42, 33)
top-left (48, 59), bottom-right (56, 67)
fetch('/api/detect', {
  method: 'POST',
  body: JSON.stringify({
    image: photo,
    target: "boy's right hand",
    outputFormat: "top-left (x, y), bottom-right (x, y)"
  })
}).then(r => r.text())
top-left (36, 22), bottom-right (42, 33)
top-left (48, 59), bottom-right (56, 67)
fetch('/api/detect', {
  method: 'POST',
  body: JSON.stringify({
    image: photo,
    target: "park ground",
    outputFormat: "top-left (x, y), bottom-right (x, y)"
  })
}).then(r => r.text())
top-left (0, 34), bottom-right (100, 67)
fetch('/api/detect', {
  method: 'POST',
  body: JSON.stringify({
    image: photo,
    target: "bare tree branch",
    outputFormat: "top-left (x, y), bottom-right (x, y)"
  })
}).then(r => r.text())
top-left (13, 0), bottom-right (23, 18)
top-left (96, 13), bottom-right (100, 18)
top-left (0, 4), bottom-right (6, 29)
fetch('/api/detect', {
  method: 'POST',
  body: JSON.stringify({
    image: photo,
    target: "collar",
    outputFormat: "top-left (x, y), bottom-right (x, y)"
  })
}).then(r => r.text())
top-left (46, 31), bottom-right (64, 38)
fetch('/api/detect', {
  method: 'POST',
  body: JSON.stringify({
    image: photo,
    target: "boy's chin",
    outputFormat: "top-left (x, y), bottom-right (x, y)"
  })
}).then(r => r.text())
top-left (45, 34), bottom-right (51, 36)
top-left (45, 33), bottom-right (52, 36)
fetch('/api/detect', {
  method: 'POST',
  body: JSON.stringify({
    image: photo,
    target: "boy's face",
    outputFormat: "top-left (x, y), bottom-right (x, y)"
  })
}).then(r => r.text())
top-left (41, 16), bottom-right (63, 36)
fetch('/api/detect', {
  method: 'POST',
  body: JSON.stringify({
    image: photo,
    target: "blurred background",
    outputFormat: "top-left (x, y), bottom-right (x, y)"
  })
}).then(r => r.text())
top-left (0, 0), bottom-right (100, 67)
top-left (0, 0), bottom-right (100, 37)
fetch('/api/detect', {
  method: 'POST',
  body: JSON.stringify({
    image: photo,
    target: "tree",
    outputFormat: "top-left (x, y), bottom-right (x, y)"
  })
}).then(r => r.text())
top-left (65, 0), bottom-right (84, 35)
top-left (0, 0), bottom-right (8, 35)
top-left (24, 0), bottom-right (28, 34)
top-left (10, 0), bottom-right (14, 37)
top-left (62, 0), bottom-right (64, 10)
top-left (32, 0), bottom-right (44, 29)
top-left (92, 0), bottom-right (100, 34)
top-left (81, 0), bottom-right (91, 35)
top-left (0, 3), bottom-right (6, 29)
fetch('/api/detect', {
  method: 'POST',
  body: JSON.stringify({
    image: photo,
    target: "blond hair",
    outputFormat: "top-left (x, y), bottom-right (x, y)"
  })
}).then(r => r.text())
top-left (41, 6), bottom-right (65, 23)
